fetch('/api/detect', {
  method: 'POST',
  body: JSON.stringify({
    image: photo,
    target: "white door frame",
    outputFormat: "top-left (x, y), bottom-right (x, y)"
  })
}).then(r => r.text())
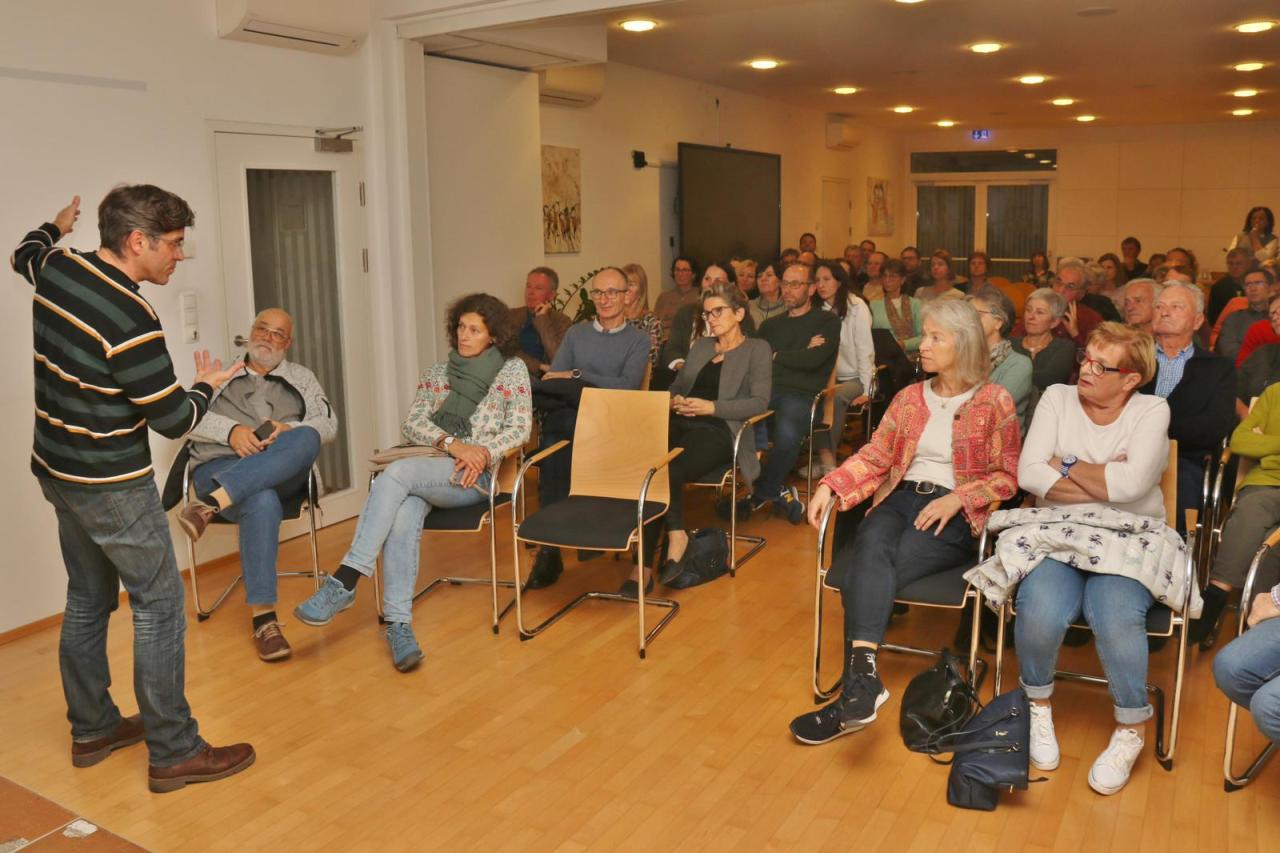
top-left (909, 174), bottom-right (1055, 257)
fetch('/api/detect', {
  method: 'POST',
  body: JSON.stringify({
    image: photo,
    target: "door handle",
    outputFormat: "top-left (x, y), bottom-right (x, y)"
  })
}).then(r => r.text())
top-left (234, 335), bottom-right (248, 347)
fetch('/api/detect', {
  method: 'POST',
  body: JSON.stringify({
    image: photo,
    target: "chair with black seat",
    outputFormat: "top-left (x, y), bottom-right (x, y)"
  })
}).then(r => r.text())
top-left (511, 387), bottom-right (682, 658)
top-left (685, 410), bottom-right (772, 575)
top-left (991, 440), bottom-right (1196, 771)
top-left (369, 449), bottom-right (521, 633)
top-left (1199, 435), bottom-right (1251, 649)
top-left (809, 494), bottom-right (995, 703)
top-left (179, 460), bottom-right (321, 621)
top-left (1222, 531), bottom-right (1280, 791)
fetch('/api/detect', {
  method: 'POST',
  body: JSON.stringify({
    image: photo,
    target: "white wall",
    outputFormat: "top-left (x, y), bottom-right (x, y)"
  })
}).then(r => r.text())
top-left (903, 120), bottom-right (1280, 274)
top-left (421, 56), bottom-right (544, 360)
top-left (539, 61), bottom-right (904, 294)
top-left (0, 1), bottom-right (370, 634)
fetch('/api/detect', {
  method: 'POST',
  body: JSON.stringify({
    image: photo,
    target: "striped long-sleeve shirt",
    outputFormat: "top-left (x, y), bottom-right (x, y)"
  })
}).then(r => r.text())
top-left (10, 223), bottom-right (212, 488)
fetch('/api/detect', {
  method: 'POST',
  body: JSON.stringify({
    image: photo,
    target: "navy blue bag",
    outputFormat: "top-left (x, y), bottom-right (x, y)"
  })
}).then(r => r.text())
top-left (936, 688), bottom-right (1038, 811)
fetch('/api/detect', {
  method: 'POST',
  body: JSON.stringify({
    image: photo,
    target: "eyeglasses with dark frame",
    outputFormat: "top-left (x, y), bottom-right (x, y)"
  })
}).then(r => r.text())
top-left (589, 288), bottom-right (627, 302)
top-left (700, 305), bottom-right (734, 322)
top-left (1076, 350), bottom-right (1136, 376)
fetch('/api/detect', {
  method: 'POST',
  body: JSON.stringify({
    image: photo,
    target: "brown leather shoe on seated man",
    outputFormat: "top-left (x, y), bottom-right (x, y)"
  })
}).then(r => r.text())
top-left (71, 713), bottom-right (145, 768)
top-left (148, 742), bottom-right (256, 793)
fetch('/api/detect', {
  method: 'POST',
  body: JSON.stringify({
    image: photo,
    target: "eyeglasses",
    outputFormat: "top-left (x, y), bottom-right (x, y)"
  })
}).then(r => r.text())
top-left (589, 288), bottom-right (626, 301)
top-left (780, 279), bottom-right (812, 289)
top-left (701, 305), bottom-right (733, 321)
top-left (251, 323), bottom-right (290, 343)
top-left (1076, 351), bottom-right (1135, 376)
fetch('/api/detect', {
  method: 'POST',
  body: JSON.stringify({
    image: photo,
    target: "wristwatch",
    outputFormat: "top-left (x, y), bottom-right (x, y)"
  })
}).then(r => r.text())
top-left (1058, 454), bottom-right (1078, 478)
top-left (570, 368), bottom-right (582, 379)
top-left (442, 436), bottom-right (456, 451)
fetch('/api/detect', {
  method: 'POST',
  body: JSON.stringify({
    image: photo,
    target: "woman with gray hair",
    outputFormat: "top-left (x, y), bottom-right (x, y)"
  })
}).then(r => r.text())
top-left (1013, 288), bottom-right (1077, 410)
top-left (790, 298), bottom-right (1021, 746)
top-left (970, 287), bottom-right (1034, 430)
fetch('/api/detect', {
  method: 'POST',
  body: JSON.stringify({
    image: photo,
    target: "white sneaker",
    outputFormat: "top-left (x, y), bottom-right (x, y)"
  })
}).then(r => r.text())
top-left (1088, 728), bottom-right (1144, 795)
top-left (1028, 702), bottom-right (1060, 771)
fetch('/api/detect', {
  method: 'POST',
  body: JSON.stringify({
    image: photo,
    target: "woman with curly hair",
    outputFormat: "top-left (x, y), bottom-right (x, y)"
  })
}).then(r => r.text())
top-left (294, 293), bottom-right (532, 671)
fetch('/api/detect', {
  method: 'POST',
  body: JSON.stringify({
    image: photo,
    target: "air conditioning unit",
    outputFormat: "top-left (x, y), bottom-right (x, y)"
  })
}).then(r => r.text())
top-left (826, 117), bottom-right (862, 151)
top-left (217, 0), bottom-right (366, 55)
top-left (538, 64), bottom-right (605, 108)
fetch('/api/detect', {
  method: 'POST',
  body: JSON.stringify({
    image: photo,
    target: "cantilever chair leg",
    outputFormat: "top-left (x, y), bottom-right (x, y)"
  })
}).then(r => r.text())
top-left (1223, 541), bottom-right (1280, 790)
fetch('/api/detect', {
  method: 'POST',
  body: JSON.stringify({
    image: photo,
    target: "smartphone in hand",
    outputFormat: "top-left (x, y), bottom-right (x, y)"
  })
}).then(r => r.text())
top-left (253, 421), bottom-right (275, 441)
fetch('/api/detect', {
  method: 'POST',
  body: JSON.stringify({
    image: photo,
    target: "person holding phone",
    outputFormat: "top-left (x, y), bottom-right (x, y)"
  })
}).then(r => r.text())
top-left (293, 293), bottom-right (531, 672)
top-left (176, 308), bottom-right (337, 663)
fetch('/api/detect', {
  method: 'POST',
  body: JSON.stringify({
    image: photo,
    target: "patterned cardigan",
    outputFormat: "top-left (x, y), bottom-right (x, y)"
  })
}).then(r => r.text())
top-left (401, 357), bottom-right (532, 461)
top-left (820, 381), bottom-right (1022, 535)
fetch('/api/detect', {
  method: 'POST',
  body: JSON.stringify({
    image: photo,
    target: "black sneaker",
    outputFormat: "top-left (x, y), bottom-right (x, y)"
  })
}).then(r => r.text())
top-left (839, 670), bottom-right (890, 727)
top-left (775, 486), bottom-right (805, 525)
top-left (526, 549), bottom-right (564, 589)
top-left (790, 697), bottom-right (866, 745)
top-left (1189, 583), bottom-right (1229, 645)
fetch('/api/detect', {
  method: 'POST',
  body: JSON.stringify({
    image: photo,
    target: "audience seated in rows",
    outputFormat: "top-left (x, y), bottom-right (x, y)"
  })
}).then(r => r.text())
top-left (178, 308), bottom-right (336, 662)
top-left (870, 258), bottom-right (923, 356)
top-left (1013, 323), bottom-right (1172, 795)
top-left (813, 260), bottom-right (875, 477)
top-left (657, 262), bottom-right (758, 390)
top-left (1215, 266), bottom-right (1275, 364)
top-left (621, 263), bottom-right (662, 365)
top-left (1236, 293), bottom-right (1280, 419)
top-left (1012, 288), bottom-right (1076, 415)
top-left (1022, 258), bottom-right (1102, 347)
top-left (511, 267), bottom-right (571, 378)
top-left (750, 258), bottom-right (787, 327)
top-left (653, 256), bottom-right (699, 335)
top-left (294, 293), bottom-right (532, 672)
top-left (970, 288), bottom-right (1034, 432)
top-left (789, 298), bottom-right (1020, 746)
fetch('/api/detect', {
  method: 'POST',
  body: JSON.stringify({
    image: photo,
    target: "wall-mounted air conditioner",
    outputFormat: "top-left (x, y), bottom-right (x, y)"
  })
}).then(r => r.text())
top-left (538, 64), bottom-right (605, 108)
top-left (216, 0), bottom-right (366, 56)
top-left (826, 116), bottom-right (862, 151)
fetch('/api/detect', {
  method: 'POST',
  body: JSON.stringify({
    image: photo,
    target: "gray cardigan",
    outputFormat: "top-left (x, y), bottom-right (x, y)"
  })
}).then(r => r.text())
top-left (669, 337), bottom-right (772, 486)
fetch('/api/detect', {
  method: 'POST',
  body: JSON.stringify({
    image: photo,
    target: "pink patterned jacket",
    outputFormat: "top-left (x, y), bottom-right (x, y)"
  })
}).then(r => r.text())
top-left (820, 381), bottom-right (1022, 535)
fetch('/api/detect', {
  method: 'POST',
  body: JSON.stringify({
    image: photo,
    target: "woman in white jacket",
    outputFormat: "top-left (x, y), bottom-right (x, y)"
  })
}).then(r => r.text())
top-left (813, 259), bottom-right (875, 476)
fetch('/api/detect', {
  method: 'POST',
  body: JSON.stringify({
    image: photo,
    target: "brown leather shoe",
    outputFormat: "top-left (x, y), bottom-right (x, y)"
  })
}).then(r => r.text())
top-left (253, 620), bottom-right (292, 662)
top-left (149, 743), bottom-right (255, 793)
top-left (72, 714), bottom-right (145, 768)
top-left (178, 500), bottom-right (218, 542)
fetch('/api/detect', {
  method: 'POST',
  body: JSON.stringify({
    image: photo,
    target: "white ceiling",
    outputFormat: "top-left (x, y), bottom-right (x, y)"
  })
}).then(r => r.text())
top-left (514, 0), bottom-right (1279, 129)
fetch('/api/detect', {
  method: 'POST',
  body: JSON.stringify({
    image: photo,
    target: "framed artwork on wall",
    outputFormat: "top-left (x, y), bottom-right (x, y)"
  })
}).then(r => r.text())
top-left (542, 145), bottom-right (581, 253)
top-left (867, 176), bottom-right (894, 236)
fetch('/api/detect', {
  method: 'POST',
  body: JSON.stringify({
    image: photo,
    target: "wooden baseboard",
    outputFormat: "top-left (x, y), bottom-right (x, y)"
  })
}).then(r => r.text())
top-left (0, 552), bottom-right (243, 647)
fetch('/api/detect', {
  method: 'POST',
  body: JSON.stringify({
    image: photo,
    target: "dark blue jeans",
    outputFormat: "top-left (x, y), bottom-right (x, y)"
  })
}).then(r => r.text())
top-left (39, 476), bottom-right (206, 767)
top-left (192, 426), bottom-right (321, 606)
top-left (754, 392), bottom-right (813, 499)
top-left (830, 486), bottom-right (977, 645)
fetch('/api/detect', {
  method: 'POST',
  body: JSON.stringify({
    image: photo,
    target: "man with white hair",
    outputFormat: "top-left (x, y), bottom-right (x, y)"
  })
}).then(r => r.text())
top-left (1122, 278), bottom-right (1162, 334)
top-left (176, 308), bottom-right (338, 661)
top-left (1141, 282), bottom-right (1236, 531)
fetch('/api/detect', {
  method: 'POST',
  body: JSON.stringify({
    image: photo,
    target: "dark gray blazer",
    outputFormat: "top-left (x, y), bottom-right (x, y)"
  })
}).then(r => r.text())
top-left (669, 336), bottom-right (772, 486)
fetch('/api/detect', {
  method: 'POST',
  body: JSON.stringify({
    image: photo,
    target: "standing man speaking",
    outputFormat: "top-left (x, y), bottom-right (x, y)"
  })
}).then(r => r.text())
top-left (10, 186), bottom-right (254, 793)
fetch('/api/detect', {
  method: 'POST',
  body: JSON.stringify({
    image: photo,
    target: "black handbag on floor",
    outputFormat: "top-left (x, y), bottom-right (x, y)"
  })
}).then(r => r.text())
top-left (663, 528), bottom-right (730, 589)
top-left (899, 650), bottom-right (982, 753)
top-left (941, 688), bottom-right (1037, 811)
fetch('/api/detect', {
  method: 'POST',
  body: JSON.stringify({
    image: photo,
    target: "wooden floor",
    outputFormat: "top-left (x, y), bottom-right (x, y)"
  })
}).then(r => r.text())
top-left (1, 497), bottom-right (1278, 852)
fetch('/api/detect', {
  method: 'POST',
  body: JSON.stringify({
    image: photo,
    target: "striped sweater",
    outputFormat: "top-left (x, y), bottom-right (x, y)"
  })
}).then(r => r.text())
top-left (10, 223), bottom-right (212, 488)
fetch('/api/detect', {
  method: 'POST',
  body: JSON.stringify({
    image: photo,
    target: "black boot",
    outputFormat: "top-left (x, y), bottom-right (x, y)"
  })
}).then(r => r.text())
top-left (526, 548), bottom-right (564, 589)
top-left (1189, 583), bottom-right (1229, 646)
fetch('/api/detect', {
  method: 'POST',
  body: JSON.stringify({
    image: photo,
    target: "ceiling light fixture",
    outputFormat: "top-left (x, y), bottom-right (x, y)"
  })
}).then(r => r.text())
top-left (892, 105), bottom-right (915, 113)
top-left (1023, 152), bottom-right (1036, 159)
top-left (1235, 20), bottom-right (1276, 34)
top-left (1018, 74), bottom-right (1046, 85)
top-left (895, 0), bottom-right (927, 4)
top-left (833, 86), bottom-right (858, 95)
top-left (936, 120), bottom-right (956, 127)
top-left (1233, 108), bottom-right (1255, 116)
top-left (748, 59), bottom-right (779, 70)
top-left (1235, 61), bottom-right (1265, 72)
top-left (619, 19), bottom-right (656, 32)
top-left (969, 42), bottom-right (1003, 54)
top-left (1233, 88), bottom-right (1259, 97)
top-left (1076, 114), bottom-right (1097, 122)
top-left (1039, 159), bottom-right (1052, 164)
top-left (1051, 97), bottom-right (1075, 106)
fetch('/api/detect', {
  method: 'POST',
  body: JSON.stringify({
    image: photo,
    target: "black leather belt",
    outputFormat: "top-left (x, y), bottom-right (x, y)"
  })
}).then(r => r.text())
top-left (897, 480), bottom-right (950, 496)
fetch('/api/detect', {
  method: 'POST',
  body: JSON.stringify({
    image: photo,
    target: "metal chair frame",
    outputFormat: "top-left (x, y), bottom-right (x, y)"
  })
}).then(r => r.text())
top-left (1223, 532), bottom-right (1280, 791)
top-left (810, 496), bottom-right (991, 703)
top-left (684, 410), bottom-right (773, 575)
top-left (368, 450), bottom-right (521, 634)
top-left (804, 367), bottom-right (882, 503)
top-left (181, 460), bottom-right (321, 621)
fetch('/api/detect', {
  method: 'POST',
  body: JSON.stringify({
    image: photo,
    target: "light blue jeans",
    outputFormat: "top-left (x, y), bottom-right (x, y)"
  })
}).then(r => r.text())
top-left (342, 456), bottom-right (487, 623)
top-left (1214, 616), bottom-right (1280, 744)
top-left (1015, 557), bottom-right (1156, 725)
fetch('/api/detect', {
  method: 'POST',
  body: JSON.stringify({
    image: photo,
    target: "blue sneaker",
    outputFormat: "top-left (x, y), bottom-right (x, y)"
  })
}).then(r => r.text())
top-left (293, 576), bottom-right (355, 626)
top-left (776, 486), bottom-right (805, 525)
top-left (385, 622), bottom-right (423, 672)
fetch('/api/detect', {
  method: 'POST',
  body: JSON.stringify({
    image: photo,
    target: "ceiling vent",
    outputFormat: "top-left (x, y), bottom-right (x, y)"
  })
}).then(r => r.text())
top-left (217, 0), bottom-right (366, 55)
top-left (826, 116), bottom-right (862, 151)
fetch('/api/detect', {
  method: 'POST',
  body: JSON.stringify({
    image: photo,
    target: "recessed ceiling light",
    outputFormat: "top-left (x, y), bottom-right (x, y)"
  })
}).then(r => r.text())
top-left (1006, 147), bottom-right (1020, 153)
top-left (833, 86), bottom-right (858, 95)
top-left (1235, 61), bottom-right (1265, 72)
top-left (748, 59), bottom-right (779, 70)
top-left (935, 120), bottom-right (956, 127)
top-left (1023, 152), bottom-right (1036, 159)
top-left (1018, 74), bottom-right (1046, 85)
top-left (969, 42), bottom-right (1003, 54)
top-left (1233, 88), bottom-right (1259, 98)
top-left (1233, 108), bottom-right (1255, 116)
top-left (1051, 97), bottom-right (1075, 106)
top-left (1236, 20), bottom-right (1276, 34)
top-left (1076, 114), bottom-right (1097, 122)
top-left (619, 19), bottom-right (656, 33)
top-left (1039, 159), bottom-right (1052, 164)
top-left (895, 0), bottom-right (927, 4)
top-left (892, 105), bottom-right (915, 113)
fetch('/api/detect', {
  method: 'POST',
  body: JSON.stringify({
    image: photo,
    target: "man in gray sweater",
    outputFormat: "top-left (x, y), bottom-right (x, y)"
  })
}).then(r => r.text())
top-left (527, 267), bottom-right (650, 588)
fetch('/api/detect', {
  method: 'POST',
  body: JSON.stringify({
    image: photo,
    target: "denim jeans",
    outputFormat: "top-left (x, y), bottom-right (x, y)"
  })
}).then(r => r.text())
top-left (830, 486), bottom-right (977, 645)
top-left (39, 476), bottom-right (206, 767)
top-left (754, 392), bottom-right (813, 498)
top-left (1175, 454), bottom-right (1205, 536)
top-left (1015, 557), bottom-right (1155, 724)
top-left (192, 426), bottom-right (321, 606)
top-left (342, 455), bottom-right (487, 624)
top-left (1213, 616), bottom-right (1280, 744)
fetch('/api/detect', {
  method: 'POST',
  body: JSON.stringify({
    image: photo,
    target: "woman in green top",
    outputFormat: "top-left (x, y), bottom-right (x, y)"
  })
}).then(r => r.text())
top-left (869, 258), bottom-right (923, 354)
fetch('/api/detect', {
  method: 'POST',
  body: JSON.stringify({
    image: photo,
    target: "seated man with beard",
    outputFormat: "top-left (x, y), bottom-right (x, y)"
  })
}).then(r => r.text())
top-left (178, 308), bottom-right (337, 662)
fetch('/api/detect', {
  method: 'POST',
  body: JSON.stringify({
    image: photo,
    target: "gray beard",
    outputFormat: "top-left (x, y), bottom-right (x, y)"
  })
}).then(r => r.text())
top-left (249, 347), bottom-right (284, 372)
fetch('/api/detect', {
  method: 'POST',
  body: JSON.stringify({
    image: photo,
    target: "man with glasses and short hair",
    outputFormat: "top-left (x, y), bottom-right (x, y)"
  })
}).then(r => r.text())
top-left (10, 186), bottom-right (253, 792)
top-left (526, 267), bottom-right (651, 588)
top-left (1215, 267), bottom-right (1276, 364)
top-left (174, 308), bottom-right (337, 662)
